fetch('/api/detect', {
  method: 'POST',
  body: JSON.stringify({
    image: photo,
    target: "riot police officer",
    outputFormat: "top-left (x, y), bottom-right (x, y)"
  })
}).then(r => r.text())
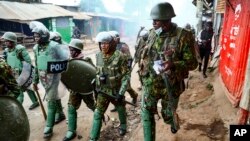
top-left (63, 39), bottom-right (95, 141)
top-left (1, 32), bottom-right (40, 110)
top-left (31, 24), bottom-right (69, 138)
top-left (139, 2), bottom-right (197, 140)
top-left (109, 31), bottom-right (138, 112)
top-left (89, 31), bottom-right (130, 141)
top-left (48, 31), bottom-right (67, 124)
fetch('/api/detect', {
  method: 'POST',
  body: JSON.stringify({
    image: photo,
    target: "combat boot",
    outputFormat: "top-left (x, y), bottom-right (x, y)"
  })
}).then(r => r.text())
top-left (116, 106), bottom-right (127, 136)
top-left (44, 100), bottom-right (56, 138)
top-left (55, 99), bottom-right (65, 124)
top-left (27, 90), bottom-right (39, 110)
top-left (63, 105), bottom-right (77, 141)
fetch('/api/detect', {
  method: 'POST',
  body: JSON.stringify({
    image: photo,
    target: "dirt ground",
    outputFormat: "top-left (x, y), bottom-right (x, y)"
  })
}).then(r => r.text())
top-left (21, 38), bottom-right (239, 141)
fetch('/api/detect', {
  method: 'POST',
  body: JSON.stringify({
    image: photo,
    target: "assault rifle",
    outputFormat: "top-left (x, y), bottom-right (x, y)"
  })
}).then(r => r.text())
top-left (91, 79), bottom-right (136, 107)
top-left (159, 52), bottom-right (180, 132)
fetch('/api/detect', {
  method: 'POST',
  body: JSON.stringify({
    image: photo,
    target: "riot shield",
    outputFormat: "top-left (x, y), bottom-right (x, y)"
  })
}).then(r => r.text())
top-left (16, 61), bottom-right (34, 89)
top-left (0, 96), bottom-right (30, 141)
top-left (61, 59), bottom-right (96, 95)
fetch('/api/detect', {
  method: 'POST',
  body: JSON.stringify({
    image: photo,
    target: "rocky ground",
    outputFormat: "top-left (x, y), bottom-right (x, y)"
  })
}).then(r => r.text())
top-left (20, 38), bottom-right (239, 141)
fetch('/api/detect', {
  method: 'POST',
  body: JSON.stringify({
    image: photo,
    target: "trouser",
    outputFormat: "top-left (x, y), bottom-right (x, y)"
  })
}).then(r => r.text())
top-left (141, 76), bottom-right (181, 141)
top-left (90, 94), bottom-right (126, 140)
top-left (17, 89), bottom-right (38, 104)
top-left (199, 47), bottom-right (211, 74)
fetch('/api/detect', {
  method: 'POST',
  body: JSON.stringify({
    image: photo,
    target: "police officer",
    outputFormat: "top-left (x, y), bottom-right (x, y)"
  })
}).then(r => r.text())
top-left (0, 58), bottom-right (20, 98)
top-left (31, 24), bottom-right (69, 138)
top-left (47, 31), bottom-right (67, 124)
top-left (139, 2), bottom-right (197, 140)
top-left (109, 31), bottom-right (138, 112)
top-left (63, 39), bottom-right (95, 141)
top-left (134, 29), bottom-right (148, 91)
top-left (1, 32), bottom-right (39, 110)
top-left (89, 32), bottom-right (130, 141)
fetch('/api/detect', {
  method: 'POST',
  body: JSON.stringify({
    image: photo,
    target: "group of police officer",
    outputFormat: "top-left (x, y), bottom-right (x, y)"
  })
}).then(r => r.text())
top-left (0, 2), bottom-right (198, 141)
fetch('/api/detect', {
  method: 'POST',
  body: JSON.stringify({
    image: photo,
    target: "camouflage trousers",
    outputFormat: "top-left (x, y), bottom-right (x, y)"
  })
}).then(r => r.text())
top-left (68, 92), bottom-right (95, 111)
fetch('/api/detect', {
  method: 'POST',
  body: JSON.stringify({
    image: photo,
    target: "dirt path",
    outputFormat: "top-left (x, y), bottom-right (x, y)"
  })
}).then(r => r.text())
top-left (22, 39), bottom-right (238, 141)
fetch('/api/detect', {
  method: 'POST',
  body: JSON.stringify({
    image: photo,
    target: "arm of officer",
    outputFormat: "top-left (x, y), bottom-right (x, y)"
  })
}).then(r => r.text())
top-left (118, 54), bottom-right (130, 96)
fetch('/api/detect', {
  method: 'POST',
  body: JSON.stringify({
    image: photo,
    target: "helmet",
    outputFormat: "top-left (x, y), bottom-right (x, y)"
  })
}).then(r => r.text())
top-left (32, 26), bottom-right (50, 43)
top-left (139, 30), bottom-right (148, 38)
top-left (95, 31), bottom-right (113, 43)
top-left (1, 32), bottom-right (17, 43)
top-left (50, 31), bottom-right (62, 43)
top-left (150, 2), bottom-right (176, 20)
top-left (69, 39), bottom-right (83, 50)
top-left (50, 31), bottom-right (62, 40)
top-left (109, 30), bottom-right (119, 38)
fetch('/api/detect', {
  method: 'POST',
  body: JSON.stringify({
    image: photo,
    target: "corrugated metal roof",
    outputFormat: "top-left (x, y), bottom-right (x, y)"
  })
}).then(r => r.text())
top-left (72, 12), bottom-right (92, 20)
top-left (83, 12), bottom-right (129, 21)
top-left (0, 1), bottom-right (74, 23)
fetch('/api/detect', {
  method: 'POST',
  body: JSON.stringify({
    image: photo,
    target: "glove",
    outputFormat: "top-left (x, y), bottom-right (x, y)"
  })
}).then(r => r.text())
top-left (160, 60), bottom-right (174, 73)
top-left (116, 95), bottom-right (124, 103)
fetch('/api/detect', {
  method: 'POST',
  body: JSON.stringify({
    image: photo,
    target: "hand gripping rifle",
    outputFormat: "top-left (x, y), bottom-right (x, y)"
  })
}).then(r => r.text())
top-left (159, 52), bottom-right (180, 132)
top-left (91, 79), bottom-right (136, 107)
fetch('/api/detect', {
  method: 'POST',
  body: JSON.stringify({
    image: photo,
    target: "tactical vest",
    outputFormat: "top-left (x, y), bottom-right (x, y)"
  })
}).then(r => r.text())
top-left (96, 51), bottom-right (122, 90)
top-left (144, 27), bottom-right (183, 75)
top-left (5, 45), bottom-right (25, 78)
top-left (34, 41), bottom-right (58, 71)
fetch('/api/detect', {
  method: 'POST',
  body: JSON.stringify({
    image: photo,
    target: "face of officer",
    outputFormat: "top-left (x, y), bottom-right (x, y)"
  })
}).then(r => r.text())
top-left (153, 19), bottom-right (172, 32)
top-left (4, 40), bottom-right (15, 49)
top-left (69, 47), bottom-right (81, 58)
top-left (34, 33), bottom-right (41, 44)
top-left (100, 41), bottom-right (110, 55)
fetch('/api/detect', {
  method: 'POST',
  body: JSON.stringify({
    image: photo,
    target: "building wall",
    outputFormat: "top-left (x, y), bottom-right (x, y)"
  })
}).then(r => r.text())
top-left (219, 0), bottom-right (250, 106)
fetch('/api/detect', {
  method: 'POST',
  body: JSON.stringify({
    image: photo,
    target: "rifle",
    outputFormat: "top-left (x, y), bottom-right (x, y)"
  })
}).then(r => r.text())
top-left (91, 79), bottom-right (136, 107)
top-left (159, 52), bottom-right (180, 131)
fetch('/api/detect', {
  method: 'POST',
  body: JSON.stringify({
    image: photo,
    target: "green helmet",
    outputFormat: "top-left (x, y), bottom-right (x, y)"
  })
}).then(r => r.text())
top-left (69, 39), bottom-right (83, 50)
top-left (0, 96), bottom-right (30, 141)
top-left (1, 32), bottom-right (17, 43)
top-left (150, 2), bottom-right (176, 20)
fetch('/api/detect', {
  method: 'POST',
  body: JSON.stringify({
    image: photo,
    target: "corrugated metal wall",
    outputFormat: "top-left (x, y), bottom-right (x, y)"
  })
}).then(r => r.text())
top-left (219, 0), bottom-right (250, 106)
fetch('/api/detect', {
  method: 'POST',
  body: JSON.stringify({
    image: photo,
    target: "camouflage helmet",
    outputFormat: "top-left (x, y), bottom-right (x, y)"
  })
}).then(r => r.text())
top-left (69, 39), bottom-right (83, 50)
top-left (95, 31), bottom-right (113, 43)
top-left (1, 32), bottom-right (17, 43)
top-left (32, 25), bottom-right (50, 43)
top-left (0, 96), bottom-right (30, 141)
top-left (109, 30), bottom-right (120, 38)
top-left (150, 2), bottom-right (176, 20)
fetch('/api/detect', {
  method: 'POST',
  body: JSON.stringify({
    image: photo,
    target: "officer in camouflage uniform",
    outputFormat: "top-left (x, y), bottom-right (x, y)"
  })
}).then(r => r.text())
top-left (109, 31), bottom-right (138, 112)
top-left (89, 32), bottom-right (130, 141)
top-left (139, 2), bottom-right (197, 141)
top-left (134, 29), bottom-right (148, 91)
top-left (48, 31), bottom-right (67, 124)
top-left (31, 25), bottom-right (69, 138)
top-left (0, 58), bottom-right (20, 98)
top-left (63, 39), bottom-right (95, 141)
top-left (1, 32), bottom-right (39, 110)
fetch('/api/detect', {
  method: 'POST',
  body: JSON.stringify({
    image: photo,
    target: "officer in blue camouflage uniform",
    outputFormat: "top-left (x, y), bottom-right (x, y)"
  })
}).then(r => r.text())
top-left (31, 24), bottom-right (69, 138)
top-left (0, 58), bottom-right (20, 98)
top-left (109, 31), bottom-right (138, 113)
top-left (89, 32), bottom-right (130, 141)
top-left (139, 2), bottom-right (198, 141)
top-left (1, 32), bottom-right (39, 110)
top-left (63, 39), bottom-right (95, 141)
